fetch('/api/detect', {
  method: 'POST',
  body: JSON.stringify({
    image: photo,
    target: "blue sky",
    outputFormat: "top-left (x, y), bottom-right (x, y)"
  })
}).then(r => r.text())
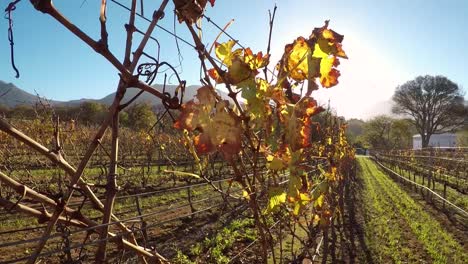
top-left (1, 0), bottom-right (467, 119)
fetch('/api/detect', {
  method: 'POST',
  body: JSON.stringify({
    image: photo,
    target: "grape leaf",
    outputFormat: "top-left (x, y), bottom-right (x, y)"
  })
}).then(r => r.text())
top-left (228, 57), bottom-right (254, 84)
top-left (267, 187), bottom-right (287, 213)
top-left (174, 0), bottom-right (214, 24)
top-left (215, 40), bottom-right (242, 67)
top-left (174, 86), bottom-right (242, 157)
top-left (284, 37), bottom-right (311, 81)
top-left (319, 56), bottom-right (340, 88)
top-left (244, 48), bottom-right (270, 70)
top-left (285, 97), bottom-right (324, 151)
top-left (207, 68), bottom-right (224, 84)
top-left (267, 155), bottom-right (286, 170)
top-left (282, 21), bottom-right (347, 89)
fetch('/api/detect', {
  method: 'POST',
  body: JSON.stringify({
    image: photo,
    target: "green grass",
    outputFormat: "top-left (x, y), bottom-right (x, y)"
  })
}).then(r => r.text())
top-left (359, 158), bottom-right (409, 263)
top-left (358, 157), bottom-right (466, 264)
top-left (173, 217), bottom-right (257, 264)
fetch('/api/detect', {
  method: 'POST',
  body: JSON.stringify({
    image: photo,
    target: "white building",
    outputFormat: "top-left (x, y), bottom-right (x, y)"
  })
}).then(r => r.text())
top-left (412, 133), bottom-right (457, 149)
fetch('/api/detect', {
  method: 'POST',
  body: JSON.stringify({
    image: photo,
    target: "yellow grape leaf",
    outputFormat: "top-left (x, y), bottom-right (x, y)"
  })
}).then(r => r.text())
top-left (284, 37), bottom-right (311, 81)
top-left (311, 181), bottom-right (328, 201)
top-left (215, 40), bottom-right (242, 67)
top-left (312, 214), bottom-right (321, 226)
top-left (287, 175), bottom-right (301, 202)
top-left (240, 78), bottom-right (273, 121)
top-left (315, 194), bottom-right (324, 208)
top-left (319, 56), bottom-right (340, 88)
top-left (292, 193), bottom-right (311, 215)
top-left (317, 29), bottom-right (348, 59)
top-left (293, 202), bottom-right (301, 215)
top-left (311, 22), bottom-right (347, 88)
top-left (325, 166), bottom-right (338, 181)
top-left (242, 190), bottom-right (250, 200)
top-left (300, 193), bottom-right (311, 203)
top-left (267, 187), bottom-right (287, 213)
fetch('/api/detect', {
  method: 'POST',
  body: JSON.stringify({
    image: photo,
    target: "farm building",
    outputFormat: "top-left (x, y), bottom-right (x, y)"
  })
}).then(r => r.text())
top-left (412, 133), bottom-right (457, 149)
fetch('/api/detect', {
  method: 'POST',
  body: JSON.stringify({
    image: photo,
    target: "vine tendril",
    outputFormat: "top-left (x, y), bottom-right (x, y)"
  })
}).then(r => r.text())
top-left (4, 0), bottom-right (21, 78)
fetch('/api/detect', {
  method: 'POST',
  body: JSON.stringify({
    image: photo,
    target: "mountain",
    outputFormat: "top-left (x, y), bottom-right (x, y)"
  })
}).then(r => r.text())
top-left (0, 81), bottom-right (228, 108)
top-left (0, 81), bottom-right (61, 107)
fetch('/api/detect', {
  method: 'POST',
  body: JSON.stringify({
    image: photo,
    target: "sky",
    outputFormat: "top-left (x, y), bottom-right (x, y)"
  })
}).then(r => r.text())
top-left (1, 0), bottom-right (467, 120)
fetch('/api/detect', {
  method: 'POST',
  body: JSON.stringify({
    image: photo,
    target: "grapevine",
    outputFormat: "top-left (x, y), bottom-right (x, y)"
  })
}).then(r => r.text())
top-left (0, 0), bottom-right (355, 263)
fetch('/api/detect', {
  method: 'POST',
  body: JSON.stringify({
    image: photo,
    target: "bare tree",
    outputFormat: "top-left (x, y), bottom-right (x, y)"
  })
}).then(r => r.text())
top-left (392, 75), bottom-right (467, 148)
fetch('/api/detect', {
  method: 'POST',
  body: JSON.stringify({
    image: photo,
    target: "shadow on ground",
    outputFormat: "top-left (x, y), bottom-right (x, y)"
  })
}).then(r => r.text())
top-left (320, 165), bottom-right (374, 264)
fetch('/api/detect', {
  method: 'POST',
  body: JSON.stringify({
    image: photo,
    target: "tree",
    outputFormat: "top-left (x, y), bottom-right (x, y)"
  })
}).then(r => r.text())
top-left (125, 103), bottom-right (156, 131)
top-left (390, 118), bottom-right (414, 149)
top-left (78, 102), bottom-right (107, 125)
top-left (392, 75), bottom-right (467, 148)
top-left (345, 118), bottom-right (365, 144)
top-left (362, 115), bottom-right (393, 150)
top-left (362, 116), bottom-right (415, 150)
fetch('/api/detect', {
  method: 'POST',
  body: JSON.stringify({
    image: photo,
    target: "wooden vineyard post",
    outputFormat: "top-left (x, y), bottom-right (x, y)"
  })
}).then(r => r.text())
top-left (135, 196), bottom-right (149, 246)
top-left (443, 183), bottom-right (447, 210)
top-left (187, 180), bottom-right (196, 215)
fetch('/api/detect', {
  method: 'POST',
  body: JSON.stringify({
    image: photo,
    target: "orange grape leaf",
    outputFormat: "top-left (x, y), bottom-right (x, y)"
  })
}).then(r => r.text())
top-left (207, 68), bottom-right (224, 84)
top-left (286, 97), bottom-right (324, 151)
top-left (174, 86), bottom-right (242, 157)
top-left (244, 48), bottom-right (270, 70)
top-left (318, 29), bottom-right (347, 59)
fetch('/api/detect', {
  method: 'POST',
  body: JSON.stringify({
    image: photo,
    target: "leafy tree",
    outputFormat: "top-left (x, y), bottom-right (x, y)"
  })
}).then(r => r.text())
top-left (390, 118), bottom-right (414, 149)
top-left (362, 116), bottom-right (415, 150)
top-left (78, 101), bottom-right (107, 125)
top-left (392, 75), bottom-right (467, 148)
top-left (362, 115), bottom-right (393, 149)
top-left (345, 118), bottom-right (365, 144)
top-left (125, 103), bottom-right (156, 131)
top-left (9, 105), bottom-right (36, 119)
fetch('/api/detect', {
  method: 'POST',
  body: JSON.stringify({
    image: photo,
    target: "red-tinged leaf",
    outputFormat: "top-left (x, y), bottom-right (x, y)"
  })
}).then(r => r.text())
top-left (208, 0), bottom-right (215, 7)
top-left (244, 48), bottom-right (270, 70)
top-left (174, 86), bottom-right (242, 157)
top-left (194, 134), bottom-right (215, 154)
top-left (208, 68), bottom-right (224, 84)
top-left (320, 56), bottom-right (341, 88)
top-left (285, 97), bottom-right (324, 151)
top-left (173, 100), bottom-right (199, 130)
